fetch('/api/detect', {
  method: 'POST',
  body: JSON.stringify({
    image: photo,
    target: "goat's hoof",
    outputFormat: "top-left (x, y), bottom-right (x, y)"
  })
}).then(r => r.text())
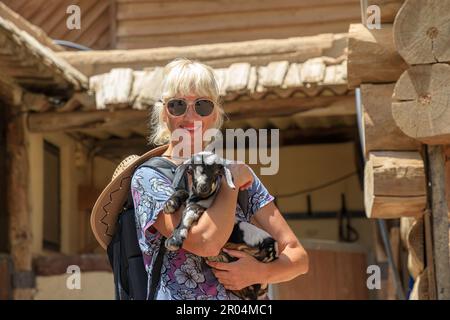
top-left (165, 237), bottom-right (181, 251)
top-left (163, 200), bottom-right (178, 214)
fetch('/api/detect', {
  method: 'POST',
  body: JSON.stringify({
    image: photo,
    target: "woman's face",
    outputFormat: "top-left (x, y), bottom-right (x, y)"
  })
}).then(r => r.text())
top-left (162, 94), bottom-right (218, 144)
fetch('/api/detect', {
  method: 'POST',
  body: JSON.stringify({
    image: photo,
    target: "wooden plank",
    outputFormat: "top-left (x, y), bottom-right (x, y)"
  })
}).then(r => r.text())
top-left (28, 95), bottom-right (355, 132)
top-left (76, 6), bottom-right (111, 48)
top-left (116, 4), bottom-right (361, 37)
top-left (364, 151), bottom-right (427, 219)
top-left (63, 0), bottom-right (110, 42)
top-left (426, 145), bottom-right (450, 299)
top-left (117, 0), bottom-right (360, 20)
top-left (347, 23), bottom-right (408, 88)
top-left (116, 21), bottom-right (352, 50)
top-left (29, 0), bottom-right (63, 27)
top-left (58, 33), bottom-right (347, 76)
top-left (109, 0), bottom-right (117, 49)
top-left (33, 254), bottom-right (111, 276)
top-left (273, 247), bottom-right (368, 299)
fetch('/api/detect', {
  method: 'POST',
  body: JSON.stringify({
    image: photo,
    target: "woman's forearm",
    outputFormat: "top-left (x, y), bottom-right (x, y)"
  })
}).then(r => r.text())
top-left (188, 178), bottom-right (239, 255)
top-left (259, 242), bottom-right (309, 284)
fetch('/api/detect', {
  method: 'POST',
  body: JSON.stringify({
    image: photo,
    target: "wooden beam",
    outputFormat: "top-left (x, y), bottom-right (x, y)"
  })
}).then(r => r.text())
top-left (6, 110), bottom-right (33, 299)
top-left (347, 23), bottom-right (408, 88)
top-left (360, 83), bottom-right (420, 157)
top-left (364, 151), bottom-right (427, 219)
top-left (0, 254), bottom-right (12, 299)
top-left (426, 145), bottom-right (450, 299)
top-left (28, 95), bottom-right (354, 133)
top-left (392, 64), bottom-right (450, 145)
top-left (393, 0), bottom-right (450, 65)
top-left (0, 76), bottom-right (22, 106)
top-left (28, 109), bottom-right (147, 133)
top-left (360, 0), bottom-right (404, 24)
top-left (226, 94), bottom-right (354, 120)
top-left (0, 105), bottom-right (8, 253)
top-left (56, 33), bottom-right (347, 76)
top-left (33, 254), bottom-right (111, 276)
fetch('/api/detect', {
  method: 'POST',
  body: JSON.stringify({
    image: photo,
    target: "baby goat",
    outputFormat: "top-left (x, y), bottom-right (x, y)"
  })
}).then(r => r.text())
top-left (163, 151), bottom-right (236, 251)
top-left (163, 151), bottom-right (279, 299)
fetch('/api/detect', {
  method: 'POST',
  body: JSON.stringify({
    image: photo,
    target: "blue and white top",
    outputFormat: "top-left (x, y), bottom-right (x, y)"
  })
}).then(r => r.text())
top-left (130, 161), bottom-right (274, 300)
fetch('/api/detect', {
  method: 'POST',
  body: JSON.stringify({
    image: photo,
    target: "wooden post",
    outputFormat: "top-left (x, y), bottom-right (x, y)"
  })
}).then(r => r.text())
top-left (364, 151), bottom-right (427, 219)
top-left (426, 145), bottom-right (450, 299)
top-left (6, 106), bottom-right (34, 300)
top-left (0, 101), bottom-right (8, 253)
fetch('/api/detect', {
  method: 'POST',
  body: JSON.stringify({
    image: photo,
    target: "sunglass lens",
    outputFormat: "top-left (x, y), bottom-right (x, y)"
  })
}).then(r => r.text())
top-left (167, 99), bottom-right (187, 116)
top-left (195, 100), bottom-right (214, 116)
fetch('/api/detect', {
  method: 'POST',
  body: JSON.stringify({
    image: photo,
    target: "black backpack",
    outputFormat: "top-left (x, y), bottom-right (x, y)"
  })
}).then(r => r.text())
top-left (106, 157), bottom-right (249, 300)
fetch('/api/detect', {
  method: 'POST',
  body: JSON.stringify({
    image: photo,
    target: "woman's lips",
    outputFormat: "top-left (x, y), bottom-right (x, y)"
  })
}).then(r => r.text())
top-left (180, 123), bottom-right (201, 132)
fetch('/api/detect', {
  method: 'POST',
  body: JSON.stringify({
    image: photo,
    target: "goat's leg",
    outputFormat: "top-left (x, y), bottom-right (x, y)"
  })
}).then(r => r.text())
top-left (163, 189), bottom-right (189, 214)
top-left (165, 203), bottom-right (205, 251)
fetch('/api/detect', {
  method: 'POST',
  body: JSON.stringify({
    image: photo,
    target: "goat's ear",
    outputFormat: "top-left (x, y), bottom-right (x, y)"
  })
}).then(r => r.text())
top-left (172, 163), bottom-right (189, 190)
top-left (222, 165), bottom-right (236, 189)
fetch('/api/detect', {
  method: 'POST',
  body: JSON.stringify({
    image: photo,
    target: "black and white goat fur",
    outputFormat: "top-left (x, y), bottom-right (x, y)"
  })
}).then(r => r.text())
top-left (163, 151), bottom-right (279, 300)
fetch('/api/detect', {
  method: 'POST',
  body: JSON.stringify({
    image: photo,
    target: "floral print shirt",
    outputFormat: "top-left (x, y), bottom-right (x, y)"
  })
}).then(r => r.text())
top-left (130, 160), bottom-right (274, 300)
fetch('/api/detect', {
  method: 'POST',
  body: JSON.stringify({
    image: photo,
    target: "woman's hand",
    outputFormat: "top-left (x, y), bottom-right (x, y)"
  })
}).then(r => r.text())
top-left (206, 248), bottom-right (266, 291)
top-left (228, 163), bottom-right (254, 191)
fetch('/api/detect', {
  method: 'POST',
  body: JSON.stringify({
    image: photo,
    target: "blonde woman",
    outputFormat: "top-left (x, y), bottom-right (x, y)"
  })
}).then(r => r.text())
top-left (131, 58), bottom-right (308, 300)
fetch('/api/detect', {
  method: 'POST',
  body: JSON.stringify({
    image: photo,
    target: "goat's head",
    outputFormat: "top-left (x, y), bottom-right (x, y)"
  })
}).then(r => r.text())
top-left (172, 152), bottom-right (235, 198)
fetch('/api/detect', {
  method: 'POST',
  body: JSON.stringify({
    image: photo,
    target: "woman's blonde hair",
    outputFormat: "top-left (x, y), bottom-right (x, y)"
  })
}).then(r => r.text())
top-left (149, 58), bottom-right (225, 145)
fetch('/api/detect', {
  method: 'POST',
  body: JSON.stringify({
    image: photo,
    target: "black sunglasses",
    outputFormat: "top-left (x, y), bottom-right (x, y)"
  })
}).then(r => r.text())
top-left (166, 98), bottom-right (215, 117)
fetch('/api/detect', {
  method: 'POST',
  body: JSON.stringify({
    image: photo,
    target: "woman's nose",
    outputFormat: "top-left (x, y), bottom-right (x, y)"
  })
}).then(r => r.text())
top-left (185, 103), bottom-right (200, 119)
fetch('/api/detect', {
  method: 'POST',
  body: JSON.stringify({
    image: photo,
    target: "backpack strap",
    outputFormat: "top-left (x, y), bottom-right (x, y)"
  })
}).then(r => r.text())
top-left (136, 157), bottom-right (179, 300)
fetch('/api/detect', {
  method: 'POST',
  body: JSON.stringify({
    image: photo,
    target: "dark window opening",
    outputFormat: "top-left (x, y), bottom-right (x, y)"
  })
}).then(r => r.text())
top-left (43, 141), bottom-right (61, 252)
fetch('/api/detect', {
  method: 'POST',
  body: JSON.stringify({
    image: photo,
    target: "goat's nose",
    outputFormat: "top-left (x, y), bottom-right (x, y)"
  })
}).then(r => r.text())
top-left (199, 184), bottom-right (208, 193)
